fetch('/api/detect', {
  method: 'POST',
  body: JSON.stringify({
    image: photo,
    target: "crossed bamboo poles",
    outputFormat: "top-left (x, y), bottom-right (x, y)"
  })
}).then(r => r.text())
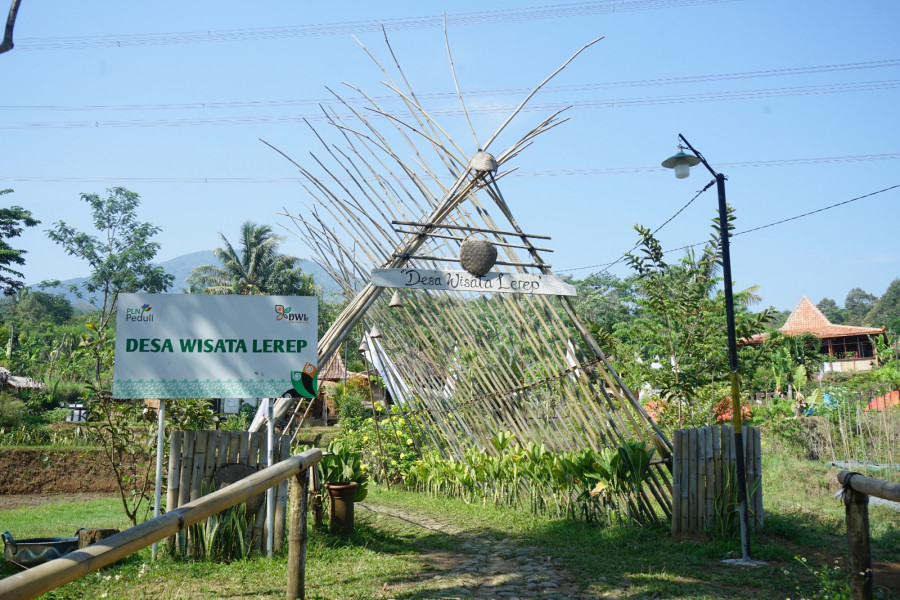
top-left (269, 27), bottom-right (673, 522)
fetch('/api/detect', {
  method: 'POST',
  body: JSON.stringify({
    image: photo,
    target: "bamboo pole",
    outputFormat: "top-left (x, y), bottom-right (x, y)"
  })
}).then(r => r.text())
top-left (286, 470), bottom-right (310, 600)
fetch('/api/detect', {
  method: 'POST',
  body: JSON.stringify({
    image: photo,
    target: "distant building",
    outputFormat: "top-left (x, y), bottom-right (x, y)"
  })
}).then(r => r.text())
top-left (752, 296), bottom-right (888, 372)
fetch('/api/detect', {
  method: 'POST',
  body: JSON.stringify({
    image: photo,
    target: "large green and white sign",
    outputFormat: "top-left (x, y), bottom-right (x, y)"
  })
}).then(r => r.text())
top-left (113, 294), bottom-right (318, 399)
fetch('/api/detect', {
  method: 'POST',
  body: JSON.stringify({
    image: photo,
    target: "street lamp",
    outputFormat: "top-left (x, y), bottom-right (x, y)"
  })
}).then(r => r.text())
top-left (662, 134), bottom-right (753, 562)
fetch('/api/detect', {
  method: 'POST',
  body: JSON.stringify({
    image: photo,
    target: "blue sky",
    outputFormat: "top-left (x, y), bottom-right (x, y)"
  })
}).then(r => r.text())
top-left (2, 0), bottom-right (898, 311)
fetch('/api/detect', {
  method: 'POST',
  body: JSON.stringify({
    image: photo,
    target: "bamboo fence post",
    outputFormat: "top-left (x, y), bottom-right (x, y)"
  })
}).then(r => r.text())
top-left (165, 431), bottom-right (182, 550)
top-left (287, 470), bottom-right (310, 600)
top-left (843, 481), bottom-right (872, 600)
top-left (274, 436), bottom-right (291, 551)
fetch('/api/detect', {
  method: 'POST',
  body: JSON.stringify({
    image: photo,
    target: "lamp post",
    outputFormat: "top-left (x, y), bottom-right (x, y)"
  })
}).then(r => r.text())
top-left (662, 134), bottom-right (752, 561)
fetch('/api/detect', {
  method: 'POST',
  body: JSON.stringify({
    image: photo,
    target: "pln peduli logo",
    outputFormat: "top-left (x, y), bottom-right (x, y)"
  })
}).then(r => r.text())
top-left (275, 304), bottom-right (309, 324)
top-left (292, 362), bottom-right (318, 398)
top-left (125, 303), bottom-right (154, 323)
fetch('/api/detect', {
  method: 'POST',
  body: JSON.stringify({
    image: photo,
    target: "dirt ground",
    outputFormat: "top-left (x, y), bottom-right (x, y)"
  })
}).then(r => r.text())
top-left (0, 448), bottom-right (119, 495)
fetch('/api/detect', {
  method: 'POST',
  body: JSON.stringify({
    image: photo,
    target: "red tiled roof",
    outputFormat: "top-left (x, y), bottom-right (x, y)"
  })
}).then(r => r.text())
top-left (781, 296), bottom-right (885, 339)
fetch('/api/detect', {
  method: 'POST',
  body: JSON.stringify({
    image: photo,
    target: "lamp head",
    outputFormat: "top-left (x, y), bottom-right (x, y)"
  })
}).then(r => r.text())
top-left (661, 150), bottom-right (702, 179)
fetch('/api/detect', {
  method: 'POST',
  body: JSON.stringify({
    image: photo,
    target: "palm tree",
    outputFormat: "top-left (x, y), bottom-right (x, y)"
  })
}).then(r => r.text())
top-left (187, 221), bottom-right (319, 296)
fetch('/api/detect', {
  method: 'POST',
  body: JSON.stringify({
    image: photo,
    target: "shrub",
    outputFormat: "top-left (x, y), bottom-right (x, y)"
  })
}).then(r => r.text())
top-left (0, 392), bottom-right (25, 427)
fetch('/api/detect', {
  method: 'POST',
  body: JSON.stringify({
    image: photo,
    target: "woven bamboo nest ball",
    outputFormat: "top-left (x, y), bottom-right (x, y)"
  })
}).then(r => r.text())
top-left (468, 151), bottom-right (498, 175)
top-left (459, 236), bottom-right (497, 277)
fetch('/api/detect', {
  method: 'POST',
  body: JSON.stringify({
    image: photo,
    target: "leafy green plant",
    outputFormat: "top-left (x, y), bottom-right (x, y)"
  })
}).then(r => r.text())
top-left (712, 464), bottom-right (762, 538)
top-left (320, 439), bottom-right (369, 501)
top-left (0, 392), bottom-right (25, 427)
top-left (167, 398), bottom-right (218, 430)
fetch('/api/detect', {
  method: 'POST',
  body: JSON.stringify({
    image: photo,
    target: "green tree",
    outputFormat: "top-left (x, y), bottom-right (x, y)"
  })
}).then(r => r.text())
top-left (844, 287), bottom-right (876, 325)
top-left (816, 297), bottom-right (844, 324)
top-left (0, 189), bottom-right (40, 296)
top-left (46, 187), bottom-right (174, 382)
top-left (617, 207), bottom-right (773, 425)
top-left (572, 272), bottom-right (637, 354)
top-left (1, 289), bottom-right (73, 324)
top-left (864, 278), bottom-right (900, 332)
top-left (187, 221), bottom-right (318, 296)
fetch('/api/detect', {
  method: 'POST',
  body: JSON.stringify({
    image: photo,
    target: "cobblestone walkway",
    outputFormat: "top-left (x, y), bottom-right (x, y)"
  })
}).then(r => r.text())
top-left (359, 502), bottom-right (589, 599)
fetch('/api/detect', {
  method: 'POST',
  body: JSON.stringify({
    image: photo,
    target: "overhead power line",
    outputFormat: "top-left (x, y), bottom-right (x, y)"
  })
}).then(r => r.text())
top-left (3, 58), bottom-right (898, 112)
top-left (2, 153), bottom-right (898, 184)
top-left (2, 80), bottom-right (897, 130)
top-left (16, 0), bottom-right (736, 51)
top-left (558, 184), bottom-right (900, 274)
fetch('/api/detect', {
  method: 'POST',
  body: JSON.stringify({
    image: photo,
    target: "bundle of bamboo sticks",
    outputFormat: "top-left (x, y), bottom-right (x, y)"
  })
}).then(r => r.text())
top-left (269, 27), bottom-right (673, 522)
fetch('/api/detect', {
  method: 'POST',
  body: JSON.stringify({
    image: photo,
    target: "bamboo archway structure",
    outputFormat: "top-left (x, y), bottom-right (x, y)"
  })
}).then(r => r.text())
top-left (269, 27), bottom-right (673, 522)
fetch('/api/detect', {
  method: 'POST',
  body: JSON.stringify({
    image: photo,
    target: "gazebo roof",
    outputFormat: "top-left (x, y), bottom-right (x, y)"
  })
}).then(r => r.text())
top-left (780, 296), bottom-right (885, 339)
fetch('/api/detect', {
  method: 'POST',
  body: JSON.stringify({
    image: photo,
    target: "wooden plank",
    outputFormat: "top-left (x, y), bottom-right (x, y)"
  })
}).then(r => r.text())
top-left (696, 427), bottom-right (707, 531)
top-left (248, 433), bottom-right (261, 469)
top-left (203, 430), bottom-right (217, 485)
top-left (711, 425), bottom-right (721, 527)
top-left (370, 267), bottom-right (577, 296)
top-left (165, 431), bottom-right (182, 550)
top-left (189, 431), bottom-right (209, 501)
top-left (703, 426), bottom-right (715, 531)
top-left (238, 431), bottom-right (250, 464)
top-left (273, 436), bottom-right (291, 551)
top-left (177, 431), bottom-right (195, 508)
top-left (226, 431), bottom-right (240, 464)
top-left (166, 431), bottom-right (182, 512)
top-left (687, 428), bottom-right (698, 532)
top-left (670, 430), bottom-right (680, 535)
top-left (215, 430), bottom-right (229, 471)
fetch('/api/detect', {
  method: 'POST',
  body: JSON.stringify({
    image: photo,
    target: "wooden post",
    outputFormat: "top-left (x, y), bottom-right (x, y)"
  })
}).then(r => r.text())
top-left (310, 465), bottom-right (324, 529)
top-left (843, 482), bottom-right (872, 600)
top-left (287, 471), bottom-right (310, 600)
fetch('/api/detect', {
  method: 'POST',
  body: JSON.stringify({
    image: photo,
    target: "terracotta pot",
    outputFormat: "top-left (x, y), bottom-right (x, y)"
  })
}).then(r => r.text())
top-left (325, 482), bottom-right (359, 535)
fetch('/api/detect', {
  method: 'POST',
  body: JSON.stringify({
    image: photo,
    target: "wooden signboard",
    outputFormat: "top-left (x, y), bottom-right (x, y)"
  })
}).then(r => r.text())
top-left (371, 268), bottom-right (576, 296)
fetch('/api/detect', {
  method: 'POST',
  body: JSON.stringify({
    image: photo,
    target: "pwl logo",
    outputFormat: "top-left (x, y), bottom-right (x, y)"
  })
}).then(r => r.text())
top-left (125, 304), bottom-right (154, 323)
top-left (275, 305), bottom-right (308, 324)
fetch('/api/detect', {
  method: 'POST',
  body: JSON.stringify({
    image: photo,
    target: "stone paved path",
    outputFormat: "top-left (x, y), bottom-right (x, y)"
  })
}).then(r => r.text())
top-left (359, 502), bottom-right (591, 599)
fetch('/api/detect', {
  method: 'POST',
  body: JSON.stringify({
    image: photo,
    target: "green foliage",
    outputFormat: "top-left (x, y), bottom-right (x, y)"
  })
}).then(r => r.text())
top-left (166, 398), bottom-right (218, 431)
top-left (335, 402), bottom-right (424, 484)
top-left (617, 207), bottom-right (773, 425)
top-left (46, 187), bottom-right (174, 381)
top-left (319, 439), bottom-right (369, 501)
top-left (218, 410), bottom-right (250, 432)
top-left (84, 387), bottom-right (157, 527)
top-left (0, 391), bottom-right (25, 427)
top-left (712, 464), bottom-right (762, 538)
top-left (186, 221), bottom-right (318, 296)
top-left (0, 190), bottom-right (40, 296)
top-left (864, 278), bottom-right (900, 331)
top-left (403, 432), bottom-right (657, 524)
top-left (175, 488), bottom-right (252, 563)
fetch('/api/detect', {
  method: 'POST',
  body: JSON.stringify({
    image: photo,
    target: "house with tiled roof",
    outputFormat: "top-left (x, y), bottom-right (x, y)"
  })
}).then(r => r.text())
top-left (752, 296), bottom-right (888, 372)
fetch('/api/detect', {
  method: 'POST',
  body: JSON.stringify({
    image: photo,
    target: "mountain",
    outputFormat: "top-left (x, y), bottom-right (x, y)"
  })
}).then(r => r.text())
top-left (36, 251), bottom-right (341, 305)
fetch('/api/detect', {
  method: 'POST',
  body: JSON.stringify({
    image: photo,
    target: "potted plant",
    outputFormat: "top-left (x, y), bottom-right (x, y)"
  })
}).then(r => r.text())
top-left (319, 440), bottom-right (368, 534)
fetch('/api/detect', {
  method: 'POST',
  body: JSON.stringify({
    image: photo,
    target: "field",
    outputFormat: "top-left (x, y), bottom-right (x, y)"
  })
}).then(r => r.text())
top-left (1, 433), bottom-right (898, 599)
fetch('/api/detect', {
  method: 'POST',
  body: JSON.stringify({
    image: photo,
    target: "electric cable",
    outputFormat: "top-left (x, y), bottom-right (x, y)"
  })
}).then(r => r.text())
top-left (558, 184), bottom-right (900, 274)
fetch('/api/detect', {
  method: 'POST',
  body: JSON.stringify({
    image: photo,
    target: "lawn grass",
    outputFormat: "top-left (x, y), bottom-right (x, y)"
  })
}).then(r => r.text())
top-left (1, 431), bottom-right (898, 599)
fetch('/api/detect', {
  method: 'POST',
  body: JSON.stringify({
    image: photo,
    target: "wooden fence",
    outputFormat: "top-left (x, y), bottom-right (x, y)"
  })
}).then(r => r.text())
top-left (837, 470), bottom-right (900, 600)
top-left (0, 448), bottom-right (322, 600)
top-left (166, 430), bottom-right (292, 551)
top-left (671, 425), bottom-right (763, 534)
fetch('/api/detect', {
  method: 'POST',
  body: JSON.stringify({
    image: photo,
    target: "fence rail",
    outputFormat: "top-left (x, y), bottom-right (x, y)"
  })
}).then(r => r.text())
top-left (837, 470), bottom-right (900, 600)
top-left (0, 448), bottom-right (322, 600)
